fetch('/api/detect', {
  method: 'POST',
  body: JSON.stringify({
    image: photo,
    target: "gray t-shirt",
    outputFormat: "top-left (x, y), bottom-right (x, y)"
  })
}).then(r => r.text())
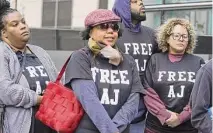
top-left (20, 53), bottom-right (55, 133)
top-left (116, 24), bottom-right (158, 81)
top-left (65, 47), bottom-right (144, 132)
top-left (145, 52), bottom-right (205, 133)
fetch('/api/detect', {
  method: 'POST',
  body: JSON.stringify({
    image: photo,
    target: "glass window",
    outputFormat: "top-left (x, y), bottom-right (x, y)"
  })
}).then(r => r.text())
top-left (143, 0), bottom-right (162, 5)
top-left (143, 12), bottom-right (161, 29)
top-left (57, 1), bottom-right (72, 28)
top-left (165, 0), bottom-right (211, 4)
top-left (42, 1), bottom-right (56, 28)
top-left (42, 0), bottom-right (72, 29)
top-left (163, 9), bottom-right (212, 35)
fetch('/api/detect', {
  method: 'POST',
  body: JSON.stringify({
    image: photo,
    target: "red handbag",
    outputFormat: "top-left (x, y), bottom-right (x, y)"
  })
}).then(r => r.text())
top-left (35, 55), bottom-right (84, 133)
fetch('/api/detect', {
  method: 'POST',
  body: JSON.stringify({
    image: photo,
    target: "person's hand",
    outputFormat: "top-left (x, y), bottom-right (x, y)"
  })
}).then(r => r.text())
top-left (166, 110), bottom-right (180, 128)
top-left (36, 96), bottom-right (43, 105)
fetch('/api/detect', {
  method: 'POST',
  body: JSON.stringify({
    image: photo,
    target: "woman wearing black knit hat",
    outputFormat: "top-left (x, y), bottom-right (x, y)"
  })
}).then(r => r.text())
top-left (65, 9), bottom-right (146, 133)
top-left (0, 0), bottom-right (58, 133)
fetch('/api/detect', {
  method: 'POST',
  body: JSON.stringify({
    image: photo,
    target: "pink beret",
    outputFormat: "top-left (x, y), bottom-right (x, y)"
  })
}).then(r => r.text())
top-left (84, 9), bottom-right (121, 27)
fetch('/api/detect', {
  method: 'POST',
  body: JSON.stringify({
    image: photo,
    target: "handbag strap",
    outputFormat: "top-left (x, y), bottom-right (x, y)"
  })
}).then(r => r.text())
top-left (55, 55), bottom-right (71, 83)
top-left (55, 49), bottom-right (88, 83)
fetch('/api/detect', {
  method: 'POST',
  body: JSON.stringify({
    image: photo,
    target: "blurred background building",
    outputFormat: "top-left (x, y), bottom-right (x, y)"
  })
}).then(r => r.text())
top-left (9, 0), bottom-right (212, 69)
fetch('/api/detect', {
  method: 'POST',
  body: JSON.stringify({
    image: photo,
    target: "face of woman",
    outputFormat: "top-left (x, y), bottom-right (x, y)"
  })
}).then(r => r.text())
top-left (89, 22), bottom-right (119, 46)
top-left (1, 11), bottom-right (30, 49)
top-left (167, 24), bottom-right (189, 54)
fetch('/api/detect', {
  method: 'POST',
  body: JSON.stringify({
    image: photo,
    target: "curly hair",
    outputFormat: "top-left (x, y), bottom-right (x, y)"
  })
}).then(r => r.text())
top-left (157, 18), bottom-right (196, 54)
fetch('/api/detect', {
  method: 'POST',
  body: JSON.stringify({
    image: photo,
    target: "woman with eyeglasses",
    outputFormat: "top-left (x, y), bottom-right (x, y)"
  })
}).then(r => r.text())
top-left (65, 9), bottom-right (145, 133)
top-left (143, 18), bottom-right (205, 133)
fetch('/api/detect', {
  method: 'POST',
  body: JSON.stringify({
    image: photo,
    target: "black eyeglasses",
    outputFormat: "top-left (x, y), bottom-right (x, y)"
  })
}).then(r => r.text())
top-left (96, 23), bottom-right (120, 32)
top-left (170, 33), bottom-right (189, 42)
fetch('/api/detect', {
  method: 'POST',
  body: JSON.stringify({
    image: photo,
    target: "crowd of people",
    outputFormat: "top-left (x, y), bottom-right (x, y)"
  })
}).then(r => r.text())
top-left (0, 0), bottom-right (211, 133)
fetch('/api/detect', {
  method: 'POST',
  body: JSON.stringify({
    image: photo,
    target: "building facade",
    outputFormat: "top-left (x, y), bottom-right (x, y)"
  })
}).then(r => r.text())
top-left (12, 0), bottom-right (212, 36)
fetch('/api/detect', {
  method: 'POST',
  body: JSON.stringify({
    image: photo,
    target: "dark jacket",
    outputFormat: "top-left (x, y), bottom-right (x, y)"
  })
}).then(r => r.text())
top-left (190, 59), bottom-right (212, 133)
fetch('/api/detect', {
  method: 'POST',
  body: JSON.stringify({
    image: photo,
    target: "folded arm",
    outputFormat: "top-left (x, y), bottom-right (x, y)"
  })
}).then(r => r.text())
top-left (112, 58), bottom-right (146, 132)
top-left (144, 87), bottom-right (171, 125)
top-left (71, 79), bottom-right (119, 133)
top-left (112, 93), bottom-right (140, 132)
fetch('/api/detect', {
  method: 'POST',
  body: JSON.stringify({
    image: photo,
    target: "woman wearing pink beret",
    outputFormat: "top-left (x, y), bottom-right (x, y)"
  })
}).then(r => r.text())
top-left (65, 9), bottom-right (146, 133)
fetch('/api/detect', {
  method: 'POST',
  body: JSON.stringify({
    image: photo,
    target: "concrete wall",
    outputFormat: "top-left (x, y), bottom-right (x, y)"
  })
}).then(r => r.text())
top-left (17, 0), bottom-right (42, 28)
top-left (8, 0), bottom-right (16, 8)
top-left (15, 0), bottom-right (99, 29)
top-left (72, 0), bottom-right (99, 29)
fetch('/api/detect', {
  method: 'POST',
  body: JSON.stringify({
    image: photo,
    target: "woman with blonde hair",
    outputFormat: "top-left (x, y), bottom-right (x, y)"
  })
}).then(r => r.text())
top-left (143, 18), bottom-right (205, 133)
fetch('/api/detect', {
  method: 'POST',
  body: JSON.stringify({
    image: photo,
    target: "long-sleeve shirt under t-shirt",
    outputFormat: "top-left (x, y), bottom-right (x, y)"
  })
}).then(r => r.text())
top-left (71, 79), bottom-right (140, 133)
top-left (144, 52), bottom-right (204, 133)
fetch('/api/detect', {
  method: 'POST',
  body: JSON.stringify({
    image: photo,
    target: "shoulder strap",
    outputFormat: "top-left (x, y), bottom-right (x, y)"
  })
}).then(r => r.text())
top-left (55, 48), bottom-right (93, 84)
top-left (55, 55), bottom-right (71, 84)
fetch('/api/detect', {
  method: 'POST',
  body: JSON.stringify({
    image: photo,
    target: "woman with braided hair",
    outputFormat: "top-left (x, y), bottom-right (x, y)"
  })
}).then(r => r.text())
top-left (0, 0), bottom-right (58, 133)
